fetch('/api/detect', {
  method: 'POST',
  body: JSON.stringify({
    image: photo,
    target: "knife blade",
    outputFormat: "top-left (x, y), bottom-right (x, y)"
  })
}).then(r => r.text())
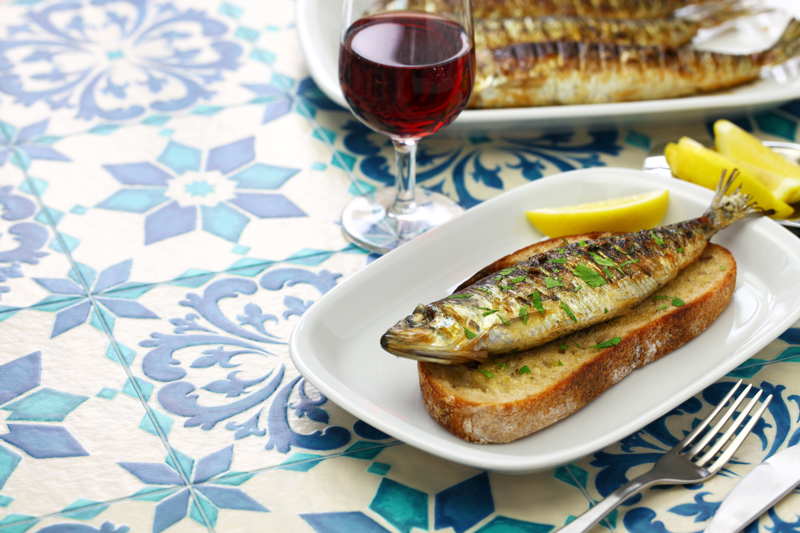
top-left (705, 443), bottom-right (800, 533)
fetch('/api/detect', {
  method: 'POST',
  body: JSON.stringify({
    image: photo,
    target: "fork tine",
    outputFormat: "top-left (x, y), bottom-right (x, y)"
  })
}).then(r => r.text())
top-left (687, 382), bottom-right (752, 456)
top-left (694, 389), bottom-right (763, 467)
top-left (706, 394), bottom-right (773, 472)
top-left (677, 380), bottom-right (744, 449)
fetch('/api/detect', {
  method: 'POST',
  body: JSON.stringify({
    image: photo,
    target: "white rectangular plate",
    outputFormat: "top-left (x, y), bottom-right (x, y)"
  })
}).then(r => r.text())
top-left (290, 169), bottom-right (800, 473)
top-left (296, 0), bottom-right (800, 131)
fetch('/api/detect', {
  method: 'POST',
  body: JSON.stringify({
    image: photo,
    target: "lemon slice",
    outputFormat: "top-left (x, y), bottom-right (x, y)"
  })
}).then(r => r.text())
top-left (525, 190), bottom-right (669, 237)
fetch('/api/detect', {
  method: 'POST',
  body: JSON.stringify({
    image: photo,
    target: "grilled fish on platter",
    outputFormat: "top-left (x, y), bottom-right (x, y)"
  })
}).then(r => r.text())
top-left (471, 19), bottom-right (800, 108)
top-left (381, 172), bottom-right (767, 364)
top-left (475, 6), bottom-right (755, 50)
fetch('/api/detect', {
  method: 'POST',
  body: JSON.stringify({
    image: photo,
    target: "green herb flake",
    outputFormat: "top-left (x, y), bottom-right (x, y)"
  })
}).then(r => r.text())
top-left (479, 369), bottom-right (494, 379)
top-left (544, 277), bottom-right (562, 289)
top-left (498, 268), bottom-right (515, 276)
top-left (507, 276), bottom-right (527, 284)
top-left (719, 265), bottom-right (727, 271)
top-left (603, 307), bottom-right (609, 314)
top-left (677, 247), bottom-right (685, 253)
top-left (653, 295), bottom-right (669, 301)
top-left (496, 362), bottom-right (509, 370)
top-left (557, 360), bottom-right (564, 366)
top-left (479, 307), bottom-right (498, 317)
top-left (464, 327), bottom-right (477, 339)
top-left (651, 232), bottom-right (666, 246)
top-left (549, 257), bottom-right (567, 264)
top-left (519, 306), bottom-right (529, 324)
top-left (594, 337), bottom-right (622, 349)
top-left (672, 297), bottom-right (686, 307)
top-left (560, 301), bottom-right (578, 322)
top-left (478, 287), bottom-right (493, 295)
top-left (620, 258), bottom-right (639, 267)
top-left (590, 252), bottom-right (617, 267)
top-left (657, 304), bottom-right (669, 311)
top-left (530, 291), bottom-right (544, 313)
top-left (579, 240), bottom-right (588, 247)
top-left (573, 342), bottom-right (585, 349)
top-left (448, 293), bottom-right (471, 300)
top-left (518, 365), bottom-right (531, 375)
top-left (498, 314), bottom-right (510, 326)
top-left (573, 263), bottom-right (606, 288)
top-left (558, 343), bottom-right (568, 353)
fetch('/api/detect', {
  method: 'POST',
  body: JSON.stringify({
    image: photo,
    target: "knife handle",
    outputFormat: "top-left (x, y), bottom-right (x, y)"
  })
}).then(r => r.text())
top-left (557, 470), bottom-right (662, 532)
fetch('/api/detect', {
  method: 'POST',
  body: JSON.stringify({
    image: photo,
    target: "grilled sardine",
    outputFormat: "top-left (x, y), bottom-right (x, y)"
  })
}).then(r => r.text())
top-left (381, 172), bottom-right (767, 364)
top-left (471, 19), bottom-right (800, 108)
top-left (472, 0), bottom-right (719, 20)
top-left (475, 6), bottom-right (754, 50)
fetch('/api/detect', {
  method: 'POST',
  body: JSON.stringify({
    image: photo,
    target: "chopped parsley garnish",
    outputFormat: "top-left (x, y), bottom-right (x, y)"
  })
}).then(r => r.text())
top-left (603, 307), bottom-right (609, 314)
top-left (478, 307), bottom-right (498, 317)
top-left (594, 337), bottom-right (622, 349)
top-left (651, 232), bottom-right (666, 246)
top-left (498, 268), bottom-right (515, 276)
top-left (507, 276), bottom-right (527, 284)
top-left (497, 314), bottom-right (510, 326)
top-left (591, 253), bottom-right (617, 267)
top-left (530, 291), bottom-right (544, 313)
top-left (556, 360), bottom-right (564, 366)
top-left (558, 343), bottom-right (568, 353)
top-left (579, 240), bottom-right (588, 247)
top-left (720, 265), bottom-right (727, 271)
top-left (672, 297), bottom-right (686, 307)
top-left (613, 245), bottom-right (629, 255)
top-left (496, 362), bottom-right (509, 370)
top-left (519, 306), bottom-right (529, 324)
top-left (479, 369), bottom-right (494, 379)
top-left (544, 277), bottom-right (562, 289)
top-left (677, 247), bottom-right (684, 253)
top-left (653, 294), bottom-right (669, 301)
top-left (657, 304), bottom-right (668, 311)
top-left (448, 293), bottom-right (471, 300)
top-left (560, 301), bottom-right (578, 322)
top-left (518, 365), bottom-right (531, 375)
top-left (464, 327), bottom-right (477, 339)
top-left (549, 257), bottom-right (567, 264)
top-left (478, 287), bottom-right (493, 295)
top-left (620, 258), bottom-right (639, 267)
top-left (573, 263), bottom-right (606, 288)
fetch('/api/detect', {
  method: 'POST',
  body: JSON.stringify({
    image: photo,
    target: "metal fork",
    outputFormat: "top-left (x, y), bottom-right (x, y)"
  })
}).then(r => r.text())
top-left (558, 380), bottom-right (772, 533)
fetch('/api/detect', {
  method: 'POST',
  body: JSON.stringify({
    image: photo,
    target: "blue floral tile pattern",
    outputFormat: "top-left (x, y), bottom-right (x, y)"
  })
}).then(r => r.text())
top-left (1, 0), bottom-right (800, 531)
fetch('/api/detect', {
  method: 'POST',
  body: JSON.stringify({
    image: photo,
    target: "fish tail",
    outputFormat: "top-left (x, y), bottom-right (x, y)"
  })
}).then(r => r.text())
top-left (763, 18), bottom-right (800, 65)
top-left (705, 169), bottom-right (773, 230)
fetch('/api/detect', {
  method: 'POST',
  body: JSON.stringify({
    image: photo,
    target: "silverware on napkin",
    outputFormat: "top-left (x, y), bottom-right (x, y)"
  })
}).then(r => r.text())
top-left (705, 443), bottom-right (800, 533)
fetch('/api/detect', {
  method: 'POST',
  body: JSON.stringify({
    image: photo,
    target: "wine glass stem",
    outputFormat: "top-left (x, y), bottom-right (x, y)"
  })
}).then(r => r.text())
top-left (389, 138), bottom-right (418, 216)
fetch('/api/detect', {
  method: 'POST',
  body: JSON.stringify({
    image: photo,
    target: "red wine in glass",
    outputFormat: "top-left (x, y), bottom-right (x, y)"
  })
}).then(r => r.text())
top-left (339, 12), bottom-right (475, 139)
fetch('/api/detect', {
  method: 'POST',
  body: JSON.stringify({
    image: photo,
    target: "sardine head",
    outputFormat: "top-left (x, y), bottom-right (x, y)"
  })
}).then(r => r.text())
top-left (380, 305), bottom-right (488, 365)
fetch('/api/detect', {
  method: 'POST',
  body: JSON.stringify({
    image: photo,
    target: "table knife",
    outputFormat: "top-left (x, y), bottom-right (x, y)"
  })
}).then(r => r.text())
top-left (705, 444), bottom-right (800, 533)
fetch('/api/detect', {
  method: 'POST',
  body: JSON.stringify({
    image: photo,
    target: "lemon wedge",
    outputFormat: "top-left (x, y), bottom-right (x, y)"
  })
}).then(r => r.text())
top-left (714, 120), bottom-right (800, 203)
top-left (525, 190), bottom-right (669, 237)
top-left (665, 137), bottom-right (793, 219)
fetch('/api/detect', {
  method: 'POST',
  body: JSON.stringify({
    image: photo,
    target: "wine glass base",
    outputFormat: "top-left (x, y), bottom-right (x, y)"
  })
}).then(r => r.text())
top-left (341, 188), bottom-right (464, 255)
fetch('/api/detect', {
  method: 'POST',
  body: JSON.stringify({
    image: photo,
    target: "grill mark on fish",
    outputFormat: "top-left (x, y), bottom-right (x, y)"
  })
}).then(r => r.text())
top-left (471, 19), bottom-right (800, 108)
top-left (381, 171), bottom-right (768, 364)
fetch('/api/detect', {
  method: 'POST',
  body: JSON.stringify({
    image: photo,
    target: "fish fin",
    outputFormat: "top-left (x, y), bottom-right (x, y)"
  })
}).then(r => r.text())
top-left (706, 169), bottom-right (773, 230)
top-left (763, 18), bottom-right (800, 65)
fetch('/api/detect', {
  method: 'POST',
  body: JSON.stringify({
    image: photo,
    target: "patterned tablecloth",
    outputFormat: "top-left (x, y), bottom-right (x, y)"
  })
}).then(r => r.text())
top-left (1, 0), bottom-right (800, 532)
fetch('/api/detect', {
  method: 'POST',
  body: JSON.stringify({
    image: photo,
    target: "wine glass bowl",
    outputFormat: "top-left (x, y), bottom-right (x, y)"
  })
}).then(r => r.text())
top-left (338, 0), bottom-right (475, 254)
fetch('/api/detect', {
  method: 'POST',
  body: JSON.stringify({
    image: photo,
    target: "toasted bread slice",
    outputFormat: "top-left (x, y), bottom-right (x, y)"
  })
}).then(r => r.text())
top-left (419, 238), bottom-right (736, 444)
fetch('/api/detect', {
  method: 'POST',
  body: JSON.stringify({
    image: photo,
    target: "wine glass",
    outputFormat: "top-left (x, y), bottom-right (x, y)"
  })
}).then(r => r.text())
top-left (338, 0), bottom-right (475, 254)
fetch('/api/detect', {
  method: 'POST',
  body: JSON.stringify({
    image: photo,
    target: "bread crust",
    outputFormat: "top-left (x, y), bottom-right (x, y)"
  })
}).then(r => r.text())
top-left (419, 242), bottom-right (736, 444)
